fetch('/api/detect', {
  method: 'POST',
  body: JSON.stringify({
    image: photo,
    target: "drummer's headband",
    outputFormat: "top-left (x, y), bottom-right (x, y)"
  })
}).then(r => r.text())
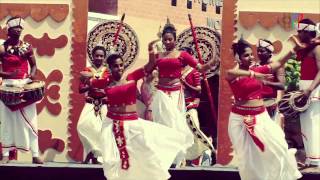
top-left (296, 23), bottom-right (317, 32)
top-left (257, 39), bottom-right (274, 53)
top-left (7, 17), bottom-right (25, 29)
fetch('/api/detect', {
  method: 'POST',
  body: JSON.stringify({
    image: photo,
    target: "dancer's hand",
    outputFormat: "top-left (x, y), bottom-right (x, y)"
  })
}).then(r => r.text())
top-left (8, 70), bottom-right (19, 78)
top-left (311, 37), bottom-right (320, 46)
top-left (148, 39), bottom-right (160, 51)
top-left (302, 88), bottom-right (312, 98)
top-left (288, 35), bottom-right (306, 51)
top-left (296, 89), bottom-right (311, 106)
top-left (254, 72), bottom-right (274, 81)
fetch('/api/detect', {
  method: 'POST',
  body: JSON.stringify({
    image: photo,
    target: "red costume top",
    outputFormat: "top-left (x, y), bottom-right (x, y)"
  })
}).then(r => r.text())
top-left (250, 65), bottom-right (277, 99)
top-left (156, 51), bottom-right (198, 79)
top-left (104, 68), bottom-right (145, 120)
top-left (229, 65), bottom-right (271, 101)
top-left (182, 67), bottom-right (201, 109)
top-left (297, 48), bottom-right (318, 80)
top-left (1, 41), bottom-right (33, 79)
top-left (80, 66), bottom-right (110, 99)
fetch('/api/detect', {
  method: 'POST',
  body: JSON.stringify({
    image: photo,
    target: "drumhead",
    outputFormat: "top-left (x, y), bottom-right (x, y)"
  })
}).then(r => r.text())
top-left (80, 71), bottom-right (94, 78)
top-left (0, 85), bottom-right (23, 92)
top-left (24, 80), bottom-right (45, 90)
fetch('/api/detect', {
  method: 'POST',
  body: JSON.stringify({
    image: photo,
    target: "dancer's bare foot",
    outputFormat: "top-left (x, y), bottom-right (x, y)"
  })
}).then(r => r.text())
top-left (0, 156), bottom-right (10, 164)
top-left (83, 152), bottom-right (94, 164)
top-left (92, 157), bottom-right (102, 165)
top-left (32, 157), bottom-right (43, 164)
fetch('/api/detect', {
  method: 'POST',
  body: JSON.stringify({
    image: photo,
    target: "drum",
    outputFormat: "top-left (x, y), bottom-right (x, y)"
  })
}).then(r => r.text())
top-left (263, 98), bottom-right (277, 117)
top-left (23, 80), bottom-right (45, 102)
top-left (80, 71), bottom-right (94, 78)
top-left (289, 91), bottom-right (311, 112)
top-left (0, 85), bottom-right (23, 105)
top-left (278, 91), bottom-right (310, 119)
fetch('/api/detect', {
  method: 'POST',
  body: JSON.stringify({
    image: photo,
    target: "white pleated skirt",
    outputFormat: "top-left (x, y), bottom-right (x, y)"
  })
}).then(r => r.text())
top-left (77, 103), bottom-right (107, 159)
top-left (228, 110), bottom-right (302, 180)
top-left (101, 117), bottom-right (187, 180)
top-left (151, 89), bottom-right (194, 152)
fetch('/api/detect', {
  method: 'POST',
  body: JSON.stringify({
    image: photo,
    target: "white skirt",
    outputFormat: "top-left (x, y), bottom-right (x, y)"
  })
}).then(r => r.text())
top-left (0, 79), bottom-right (38, 151)
top-left (228, 110), bottom-right (302, 180)
top-left (77, 103), bottom-right (107, 158)
top-left (299, 80), bottom-right (320, 166)
top-left (101, 117), bottom-right (187, 180)
top-left (151, 89), bottom-right (194, 152)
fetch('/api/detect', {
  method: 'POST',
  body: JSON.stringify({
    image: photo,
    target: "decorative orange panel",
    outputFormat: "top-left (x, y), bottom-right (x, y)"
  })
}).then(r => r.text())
top-left (0, 3), bottom-right (69, 22)
top-left (67, 0), bottom-right (88, 162)
top-left (239, 11), bottom-right (320, 31)
top-left (24, 33), bottom-right (68, 56)
top-left (217, 0), bottom-right (238, 165)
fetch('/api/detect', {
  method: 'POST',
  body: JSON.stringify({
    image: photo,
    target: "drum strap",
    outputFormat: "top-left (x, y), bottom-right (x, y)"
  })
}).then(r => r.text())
top-left (19, 108), bottom-right (38, 136)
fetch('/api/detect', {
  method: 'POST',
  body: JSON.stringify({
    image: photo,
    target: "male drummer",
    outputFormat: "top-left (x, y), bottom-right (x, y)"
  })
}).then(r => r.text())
top-left (293, 19), bottom-right (320, 167)
top-left (254, 39), bottom-right (285, 126)
top-left (0, 16), bottom-right (42, 164)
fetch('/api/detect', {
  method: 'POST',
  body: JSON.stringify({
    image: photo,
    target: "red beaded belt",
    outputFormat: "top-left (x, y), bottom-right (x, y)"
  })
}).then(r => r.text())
top-left (156, 84), bottom-right (181, 92)
top-left (231, 105), bottom-right (265, 116)
top-left (186, 102), bottom-right (199, 110)
top-left (107, 111), bottom-right (138, 121)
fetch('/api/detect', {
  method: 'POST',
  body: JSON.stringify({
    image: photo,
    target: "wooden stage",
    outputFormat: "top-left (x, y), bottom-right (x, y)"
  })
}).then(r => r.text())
top-left (0, 162), bottom-right (319, 180)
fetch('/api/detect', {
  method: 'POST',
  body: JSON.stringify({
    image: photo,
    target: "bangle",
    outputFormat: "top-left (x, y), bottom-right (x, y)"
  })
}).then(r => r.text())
top-left (196, 63), bottom-right (201, 71)
top-left (249, 70), bottom-right (255, 78)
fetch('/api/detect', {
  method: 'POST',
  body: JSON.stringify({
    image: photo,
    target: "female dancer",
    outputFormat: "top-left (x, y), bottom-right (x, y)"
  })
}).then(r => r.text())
top-left (226, 38), bottom-right (302, 180)
top-left (77, 45), bottom-right (110, 164)
top-left (145, 22), bottom-right (216, 166)
top-left (100, 54), bottom-right (187, 180)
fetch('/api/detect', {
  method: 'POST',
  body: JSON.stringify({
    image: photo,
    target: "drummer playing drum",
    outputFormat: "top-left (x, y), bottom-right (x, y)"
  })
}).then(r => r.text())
top-left (0, 16), bottom-right (43, 164)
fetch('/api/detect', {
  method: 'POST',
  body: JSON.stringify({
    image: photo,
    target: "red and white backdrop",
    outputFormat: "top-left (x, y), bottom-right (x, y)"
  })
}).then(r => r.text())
top-left (1, 0), bottom-right (318, 165)
top-left (0, 0), bottom-right (88, 162)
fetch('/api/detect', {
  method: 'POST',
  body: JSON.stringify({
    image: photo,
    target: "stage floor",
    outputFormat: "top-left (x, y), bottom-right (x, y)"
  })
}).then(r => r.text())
top-left (0, 162), bottom-right (319, 180)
